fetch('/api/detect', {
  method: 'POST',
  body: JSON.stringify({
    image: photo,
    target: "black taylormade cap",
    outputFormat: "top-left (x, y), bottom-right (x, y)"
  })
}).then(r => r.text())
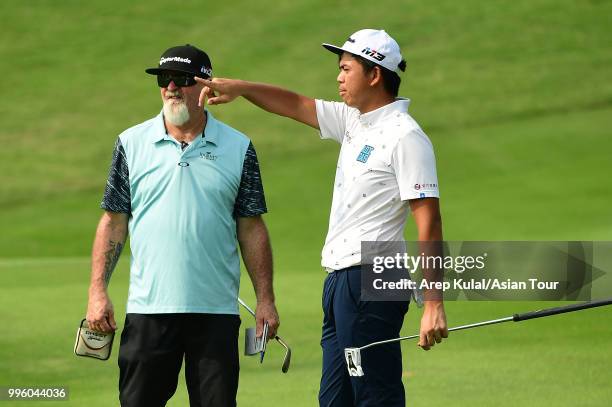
top-left (145, 44), bottom-right (213, 78)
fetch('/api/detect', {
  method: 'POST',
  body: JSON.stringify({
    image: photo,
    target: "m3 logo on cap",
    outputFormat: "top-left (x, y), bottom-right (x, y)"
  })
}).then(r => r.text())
top-left (361, 47), bottom-right (386, 61)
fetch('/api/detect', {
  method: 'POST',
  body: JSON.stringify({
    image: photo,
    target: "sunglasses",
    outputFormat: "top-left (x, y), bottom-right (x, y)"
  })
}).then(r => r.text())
top-left (157, 73), bottom-right (197, 88)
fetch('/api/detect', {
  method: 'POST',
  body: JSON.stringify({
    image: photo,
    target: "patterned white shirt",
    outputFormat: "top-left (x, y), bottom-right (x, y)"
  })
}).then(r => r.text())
top-left (315, 98), bottom-right (439, 271)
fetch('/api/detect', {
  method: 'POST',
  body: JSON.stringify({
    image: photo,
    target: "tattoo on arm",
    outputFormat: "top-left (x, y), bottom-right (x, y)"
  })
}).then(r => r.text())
top-left (103, 240), bottom-right (124, 286)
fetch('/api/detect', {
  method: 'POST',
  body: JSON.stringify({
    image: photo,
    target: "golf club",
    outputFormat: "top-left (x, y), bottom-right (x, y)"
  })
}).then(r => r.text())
top-left (345, 298), bottom-right (612, 377)
top-left (238, 297), bottom-right (292, 373)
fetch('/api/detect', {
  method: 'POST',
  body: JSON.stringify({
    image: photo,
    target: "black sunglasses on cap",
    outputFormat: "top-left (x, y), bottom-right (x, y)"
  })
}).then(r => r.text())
top-left (157, 73), bottom-right (197, 88)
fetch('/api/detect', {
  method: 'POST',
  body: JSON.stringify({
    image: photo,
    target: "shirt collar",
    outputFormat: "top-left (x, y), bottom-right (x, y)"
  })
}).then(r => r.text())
top-left (202, 110), bottom-right (219, 146)
top-left (150, 109), bottom-right (219, 146)
top-left (358, 97), bottom-right (411, 127)
top-left (149, 110), bottom-right (169, 143)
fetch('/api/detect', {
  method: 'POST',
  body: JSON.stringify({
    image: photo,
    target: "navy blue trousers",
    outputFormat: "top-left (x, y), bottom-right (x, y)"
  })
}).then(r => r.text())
top-left (318, 266), bottom-right (409, 407)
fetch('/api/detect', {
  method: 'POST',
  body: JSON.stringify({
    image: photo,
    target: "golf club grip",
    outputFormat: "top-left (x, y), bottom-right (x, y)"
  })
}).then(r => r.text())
top-left (513, 298), bottom-right (612, 322)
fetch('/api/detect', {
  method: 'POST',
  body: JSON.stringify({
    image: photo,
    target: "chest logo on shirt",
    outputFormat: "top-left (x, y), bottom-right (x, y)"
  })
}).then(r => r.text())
top-left (200, 152), bottom-right (218, 161)
top-left (356, 145), bottom-right (375, 163)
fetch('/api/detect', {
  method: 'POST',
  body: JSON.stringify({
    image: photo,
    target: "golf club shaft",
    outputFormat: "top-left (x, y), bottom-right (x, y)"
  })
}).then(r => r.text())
top-left (359, 316), bottom-right (513, 350)
top-left (513, 298), bottom-right (612, 321)
top-left (359, 298), bottom-right (612, 351)
top-left (238, 297), bottom-right (256, 317)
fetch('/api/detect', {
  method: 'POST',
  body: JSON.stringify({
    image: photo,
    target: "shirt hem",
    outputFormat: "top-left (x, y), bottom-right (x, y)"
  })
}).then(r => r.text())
top-left (100, 203), bottom-right (131, 213)
top-left (401, 192), bottom-right (440, 201)
top-left (126, 306), bottom-right (239, 315)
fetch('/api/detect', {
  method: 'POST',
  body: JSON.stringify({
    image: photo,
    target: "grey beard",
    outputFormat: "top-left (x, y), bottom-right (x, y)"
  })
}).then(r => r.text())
top-left (163, 100), bottom-right (190, 126)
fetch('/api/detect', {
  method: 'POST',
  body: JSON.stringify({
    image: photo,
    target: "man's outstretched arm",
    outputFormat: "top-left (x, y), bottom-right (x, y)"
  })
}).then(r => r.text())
top-left (196, 78), bottom-right (319, 129)
top-left (87, 211), bottom-right (128, 332)
top-left (409, 197), bottom-right (449, 350)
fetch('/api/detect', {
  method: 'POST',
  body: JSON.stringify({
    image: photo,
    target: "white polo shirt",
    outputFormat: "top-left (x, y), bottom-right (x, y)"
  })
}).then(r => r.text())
top-left (315, 98), bottom-right (439, 271)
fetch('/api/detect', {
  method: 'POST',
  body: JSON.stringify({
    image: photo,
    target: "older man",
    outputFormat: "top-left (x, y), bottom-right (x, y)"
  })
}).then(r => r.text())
top-left (86, 44), bottom-right (279, 407)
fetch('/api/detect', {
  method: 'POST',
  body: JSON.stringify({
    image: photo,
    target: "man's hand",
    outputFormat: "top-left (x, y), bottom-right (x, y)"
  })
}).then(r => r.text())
top-left (418, 301), bottom-right (448, 350)
top-left (86, 288), bottom-right (117, 333)
top-left (255, 300), bottom-right (280, 340)
top-left (196, 77), bottom-right (243, 107)
top-left (195, 77), bottom-right (319, 128)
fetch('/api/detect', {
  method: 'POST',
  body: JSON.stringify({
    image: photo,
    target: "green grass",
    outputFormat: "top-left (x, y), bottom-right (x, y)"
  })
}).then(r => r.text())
top-left (1, 259), bottom-right (611, 406)
top-left (1, 0), bottom-right (611, 405)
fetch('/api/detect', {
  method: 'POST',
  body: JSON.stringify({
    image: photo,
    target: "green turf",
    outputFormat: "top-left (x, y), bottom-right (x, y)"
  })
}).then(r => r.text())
top-left (1, 0), bottom-right (611, 405)
top-left (1, 259), bottom-right (611, 406)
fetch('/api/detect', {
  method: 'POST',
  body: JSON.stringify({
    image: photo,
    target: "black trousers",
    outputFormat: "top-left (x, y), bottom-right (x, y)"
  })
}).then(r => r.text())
top-left (118, 313), bottom-right (240, 407)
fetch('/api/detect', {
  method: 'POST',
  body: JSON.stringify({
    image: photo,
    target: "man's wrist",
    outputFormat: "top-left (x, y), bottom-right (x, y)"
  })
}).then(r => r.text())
top-left (423, 300), bottom-right (444, 310)
top-left (234, 80), bottom-right (250, 97)
top-left (256, 293), bottom-right (276, 305)
top-left (88, 280), bottom-right (109, 295)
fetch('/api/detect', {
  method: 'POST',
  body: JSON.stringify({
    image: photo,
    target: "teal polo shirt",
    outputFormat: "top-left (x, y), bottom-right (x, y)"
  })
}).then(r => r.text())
top-left (101, 110), bottom-right (267, 314)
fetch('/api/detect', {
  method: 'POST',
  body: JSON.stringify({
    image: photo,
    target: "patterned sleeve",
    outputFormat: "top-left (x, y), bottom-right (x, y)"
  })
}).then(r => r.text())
top-left (100, 138), bottom-right (131, 213)
top-left (234, 142), bottom-right (267, 217)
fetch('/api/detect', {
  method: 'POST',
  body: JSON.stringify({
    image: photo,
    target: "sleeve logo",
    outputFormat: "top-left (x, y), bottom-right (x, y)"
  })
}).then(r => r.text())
top-left (414, 183), bottom-right (438, 191)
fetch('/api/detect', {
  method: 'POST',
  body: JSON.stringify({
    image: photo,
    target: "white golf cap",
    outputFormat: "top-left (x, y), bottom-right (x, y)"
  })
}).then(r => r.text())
top-left (322, 29), bottom-right (405, 74)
